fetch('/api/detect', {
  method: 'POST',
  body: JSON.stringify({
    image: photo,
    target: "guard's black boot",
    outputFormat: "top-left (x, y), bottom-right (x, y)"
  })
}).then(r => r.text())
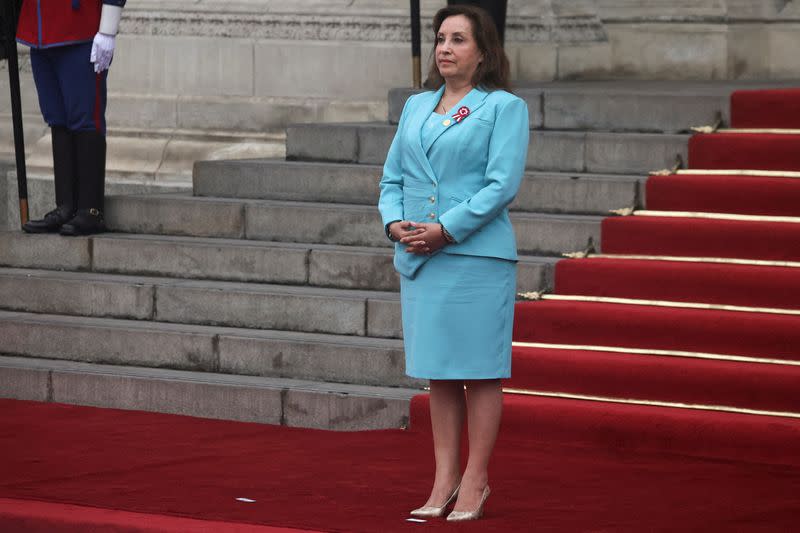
top-left (59, 208), bottom-right (106, 236)
top-left (22, 126), bottom-right (76, 233)
top-left (22, 204), bottom-right (74, 233)
top-left (61, 130), bottom-right (107, 236)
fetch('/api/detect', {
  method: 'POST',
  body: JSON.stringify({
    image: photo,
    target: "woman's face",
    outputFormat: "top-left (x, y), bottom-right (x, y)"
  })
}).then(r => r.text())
top-left (435, 15), bottom-right (483, 84)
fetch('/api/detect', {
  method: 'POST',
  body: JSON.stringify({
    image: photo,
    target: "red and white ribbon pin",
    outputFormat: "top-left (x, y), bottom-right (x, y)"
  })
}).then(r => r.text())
top-left (452, 106), bottom-right (470, 123)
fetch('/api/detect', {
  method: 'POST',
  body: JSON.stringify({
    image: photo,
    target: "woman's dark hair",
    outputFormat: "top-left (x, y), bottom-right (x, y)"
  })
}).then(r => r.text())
top-left (424, 5), bottom-right (511, 91)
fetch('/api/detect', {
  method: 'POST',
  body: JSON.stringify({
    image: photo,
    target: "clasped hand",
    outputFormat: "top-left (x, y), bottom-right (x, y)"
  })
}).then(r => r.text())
top-left (389, 221), bottom-right (448, 255)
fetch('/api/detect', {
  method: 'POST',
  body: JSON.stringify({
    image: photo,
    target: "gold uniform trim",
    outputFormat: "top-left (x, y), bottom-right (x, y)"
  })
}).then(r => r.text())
top-left (511, 341), bottom-right (800, 367)
top-left (501, 389), bottom-right (800, 420)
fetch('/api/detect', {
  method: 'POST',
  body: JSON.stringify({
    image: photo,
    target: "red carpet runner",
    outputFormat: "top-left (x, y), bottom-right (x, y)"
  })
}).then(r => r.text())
top-left (731, 88), bottom-right (800, 128)
top-left (555, 257), bottom-right (800, 309)
top-left (507, 345), bottom-right (800, 414)
top-left (688, 133), bottom-right (800, 171)
top-left (0, 498), bottom-right (313, 533)
top-left (601, 215), bottom-right (800, 261)
top-left (646, 173), bottom-right (800, 216)
top-left (2, 399), bottom-right (799, 532)
top-left (509, 86), bottom-right (800, 508)
top-left (514, 299), bottom-right (800, 359)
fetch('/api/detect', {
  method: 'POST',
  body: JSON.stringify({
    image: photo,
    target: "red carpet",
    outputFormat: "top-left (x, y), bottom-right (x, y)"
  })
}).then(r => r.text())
top-left (601, 215), bottom-right (800, 261)
top-left (688, 133), bottom-right (800, 171)
top-left (731, 88), bottom-right (800, 128)
top-left (500, 89), bottom-right (800, 531)
top-left (0, 498), bottom-right (313, 533)
top-left (646, 173), bottom-right (800, 216)
top-left (513, 299), bottom-right (800, 360)
top-left (2, 399), bottom-right (800, 532)
top-left (506, 345), bottom-right (800, 414)
top-left (412, 395), bottom-right (800, 466)
top-left (554, 257), bottom-right (800, 309)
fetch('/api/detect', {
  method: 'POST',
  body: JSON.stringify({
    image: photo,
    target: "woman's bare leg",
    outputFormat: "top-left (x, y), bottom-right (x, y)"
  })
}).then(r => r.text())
top-left (423, 379), bottom-right (466, 507)
top-left (452, 378), bottom-right (503, 511)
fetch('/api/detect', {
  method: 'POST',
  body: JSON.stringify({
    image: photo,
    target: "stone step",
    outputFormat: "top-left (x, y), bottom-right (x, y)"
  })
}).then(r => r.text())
top-left (23, 126), bottom-right (286, 182)
top-left (105, 195), bottom-right (602, 256)
top-left (2, 171), bottom-right (191, 233)
top-left (0, 114), bottom-right (284, 185)
top-left (0, 310), bottom-right (419, 389)
top-left (285, 122), bottom-right (689, 175)
top-left (0, 355), bottom-right (417, 430)
top-left (0, 267), bottom-right (401, 338)
top-left (0, 232), bottom-right (555, 293)
top-left (193, 159), bottom-right (642, 215)
top-left (388, 84), bottom-right (732, 133)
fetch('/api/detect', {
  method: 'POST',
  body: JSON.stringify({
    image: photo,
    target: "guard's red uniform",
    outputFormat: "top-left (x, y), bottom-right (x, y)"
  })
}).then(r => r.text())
top-left (16, 0), bottom-right (112, 48)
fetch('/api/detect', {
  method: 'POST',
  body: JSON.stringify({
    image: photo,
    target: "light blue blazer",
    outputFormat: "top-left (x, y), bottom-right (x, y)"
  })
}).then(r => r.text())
top-left (378, 85), bottom-right (530, 279)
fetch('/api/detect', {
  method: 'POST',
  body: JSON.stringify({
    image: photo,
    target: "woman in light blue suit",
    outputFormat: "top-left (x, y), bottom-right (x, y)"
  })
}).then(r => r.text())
top-left (378, 5), bottom-right (529, 522)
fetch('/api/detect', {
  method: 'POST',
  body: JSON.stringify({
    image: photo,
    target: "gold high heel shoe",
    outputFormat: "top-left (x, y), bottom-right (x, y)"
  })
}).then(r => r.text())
top-left (409, 483), bottom-right (461, 518)
top-left (446, 485), bottom-right (491, 522)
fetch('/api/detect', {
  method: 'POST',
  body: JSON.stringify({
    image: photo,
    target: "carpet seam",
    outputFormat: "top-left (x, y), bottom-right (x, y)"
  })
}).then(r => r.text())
top-left (511, 341), bottom-right (800, 367)
top-left (539, 294), bottom-right (800, 316)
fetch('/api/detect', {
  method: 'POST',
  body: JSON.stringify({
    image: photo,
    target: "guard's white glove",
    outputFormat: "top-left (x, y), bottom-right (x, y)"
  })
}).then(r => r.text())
top-left (90, 4), bottom-right (123, 73)
top-left (90, 33), bottom-right (115, 73)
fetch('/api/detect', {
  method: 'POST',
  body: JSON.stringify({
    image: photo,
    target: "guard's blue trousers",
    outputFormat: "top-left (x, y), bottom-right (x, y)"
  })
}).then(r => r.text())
top-left (30, 42), bottom-right (107, 134)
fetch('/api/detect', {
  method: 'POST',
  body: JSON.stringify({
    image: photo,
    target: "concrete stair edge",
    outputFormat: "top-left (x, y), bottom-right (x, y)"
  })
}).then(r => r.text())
top-left (386, 83), bottom-right (775, 131)
top-left (0, 309), bottom-right (422, 389)
top-left (0, 354), bottom-right (418, 431)
top-left (191, 158), bottom-right (643, 215)
top-left (0, 232), bottom-right (557, 296)
top-left (284, 122), bottom-right (689, 175)
top-left (0, 265), bottom-right (403, 337)
top-left (102, 194), bottom-right (604, 255)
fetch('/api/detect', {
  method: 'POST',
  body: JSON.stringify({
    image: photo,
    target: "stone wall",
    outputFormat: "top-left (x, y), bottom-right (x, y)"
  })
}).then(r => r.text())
top-left (0, 0), bottom-right (610, 165)
top-left (575, 0), bottom-right (800, 80)
top-left (113, 0), bottom-right (604, 104)
top-left (100, 0), bottom-right (799, 121)
top-left (6, 0), bottom-right (795, 138)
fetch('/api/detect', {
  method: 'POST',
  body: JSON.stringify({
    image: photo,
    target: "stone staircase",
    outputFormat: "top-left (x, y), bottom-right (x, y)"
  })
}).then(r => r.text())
top-left (0, 81), bottom-right (778, 431)
top-left (0, 64), bottom-right (287, 230)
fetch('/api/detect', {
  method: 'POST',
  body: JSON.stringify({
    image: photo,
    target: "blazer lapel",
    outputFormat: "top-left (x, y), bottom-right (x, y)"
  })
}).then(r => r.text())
top-left (406, 87), bottom-right (444, 184)
top-left (421, 86), bottom-right (489, 154)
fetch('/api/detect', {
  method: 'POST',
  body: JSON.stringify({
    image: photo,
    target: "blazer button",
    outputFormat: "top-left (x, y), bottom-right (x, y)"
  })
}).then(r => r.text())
top-left (429, 196), bottom-right (435, 203)
top-left (428, 213), bottom-right (436, 219)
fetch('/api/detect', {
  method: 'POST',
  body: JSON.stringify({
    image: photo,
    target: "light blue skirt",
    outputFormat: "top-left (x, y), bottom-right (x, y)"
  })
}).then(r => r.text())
top-left (400, 252), bottom-right (516, 380)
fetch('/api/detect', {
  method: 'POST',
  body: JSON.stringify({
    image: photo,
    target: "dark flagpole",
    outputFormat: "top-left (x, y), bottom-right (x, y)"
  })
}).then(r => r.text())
top-left (410, 0), bottom-right (421, 88)
top-left (2, 0), bottom-right (27, 226)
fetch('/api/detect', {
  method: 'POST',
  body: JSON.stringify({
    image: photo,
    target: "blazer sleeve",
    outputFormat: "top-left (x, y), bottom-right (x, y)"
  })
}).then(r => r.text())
top-left (378, 96), bottom-right (413, 232)
top-left (438, 97), bottom-right (529, 243)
